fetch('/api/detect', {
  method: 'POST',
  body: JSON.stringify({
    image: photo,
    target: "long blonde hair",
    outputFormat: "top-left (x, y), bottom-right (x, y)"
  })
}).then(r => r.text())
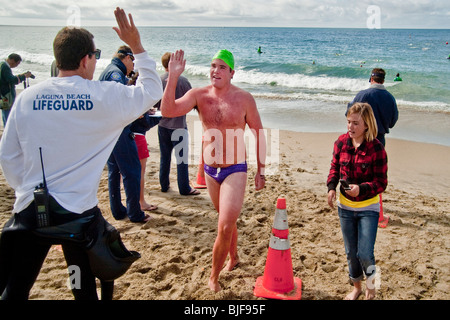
top-left (347, 102), bottom-right (378, 142)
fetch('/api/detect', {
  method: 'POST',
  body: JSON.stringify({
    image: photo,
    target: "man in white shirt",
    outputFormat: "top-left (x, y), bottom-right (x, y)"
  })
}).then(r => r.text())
top-left (0, 8), bottom-right (162, 300)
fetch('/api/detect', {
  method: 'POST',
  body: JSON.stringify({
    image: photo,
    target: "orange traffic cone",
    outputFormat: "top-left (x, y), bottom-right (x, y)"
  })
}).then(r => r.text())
top-left (253, 197), bottom-right (302, 300)
top-left (193, 138), bottom-right (207, 189)
top-left (378, 193), bottom-right (389, 228)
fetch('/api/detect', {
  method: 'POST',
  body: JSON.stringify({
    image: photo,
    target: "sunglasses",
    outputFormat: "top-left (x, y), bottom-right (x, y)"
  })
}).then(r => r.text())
top-left (89, 49), bottom-right (101, 60)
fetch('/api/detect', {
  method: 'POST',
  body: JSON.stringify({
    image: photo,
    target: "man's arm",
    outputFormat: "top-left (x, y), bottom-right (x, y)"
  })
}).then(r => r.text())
top-left (390, 98), bottom-right (399, 129)
top-left (110, 7), bottom-right (162, 117)
top-left (0, 63), bottom-right (26, 87)
top-left (245, 95), bottom-right (266, 191)
top-left (160, 50), bottom-right (197, 117)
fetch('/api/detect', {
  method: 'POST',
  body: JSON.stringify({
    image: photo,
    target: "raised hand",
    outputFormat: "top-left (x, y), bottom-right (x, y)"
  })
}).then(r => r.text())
top-left (112, 7), bottom-right (144, 54)
top-left (168, 50), bottom-right (186, 78)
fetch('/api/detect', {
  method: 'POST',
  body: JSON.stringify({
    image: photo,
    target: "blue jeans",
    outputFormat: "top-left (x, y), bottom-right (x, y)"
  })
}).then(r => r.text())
top-left (338, 207), bottom-right (378, 282)
top-left (158, 126), bottom-right (191, 195)
top-left (107, 126), bottom-right (144, 222)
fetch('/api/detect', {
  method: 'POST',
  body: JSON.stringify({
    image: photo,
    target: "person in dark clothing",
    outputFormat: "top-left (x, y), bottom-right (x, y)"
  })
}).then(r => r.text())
top-left (0, 53), bottom-right (33, 126)
top-left (155, 52), bottom-right (199, 196)
top-left (347, 68), bottom-right (398, 146)
top-left (99, 45), bottom-right (154, 223)
top-left (129, 72), bottom-right (161, 211)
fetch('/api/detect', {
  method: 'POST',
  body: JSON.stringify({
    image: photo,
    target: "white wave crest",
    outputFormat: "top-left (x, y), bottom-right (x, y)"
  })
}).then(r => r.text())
top-left (183, 63), bottom-right (367, 93)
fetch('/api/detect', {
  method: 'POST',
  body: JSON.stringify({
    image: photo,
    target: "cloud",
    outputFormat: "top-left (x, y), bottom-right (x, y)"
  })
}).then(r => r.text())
top-left (0, 0), bottom-right (449, 28)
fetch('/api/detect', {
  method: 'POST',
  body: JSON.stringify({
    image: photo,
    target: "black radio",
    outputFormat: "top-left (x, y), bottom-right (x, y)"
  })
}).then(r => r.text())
top-left (34, 147), bottom-right (50, 228)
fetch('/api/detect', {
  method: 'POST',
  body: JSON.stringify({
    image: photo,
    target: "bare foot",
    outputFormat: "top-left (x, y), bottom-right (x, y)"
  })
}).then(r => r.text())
top-left (365, 288), bottom-right (376, 300)
top-left (224, 258), bottom-right (240, 271)
top-left (208, 278), bottom-right (221, 292)
top-left (344, 287), bottom-right (362, 300)
top-left (140, 202), bottom-right (157, 211)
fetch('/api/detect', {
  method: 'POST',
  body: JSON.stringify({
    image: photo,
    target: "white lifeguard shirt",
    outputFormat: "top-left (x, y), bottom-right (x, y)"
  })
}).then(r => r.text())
top-left (0, 52), bottom-right (163, 214)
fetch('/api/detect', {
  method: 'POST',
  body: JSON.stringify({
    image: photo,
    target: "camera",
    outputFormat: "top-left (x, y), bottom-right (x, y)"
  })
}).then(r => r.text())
top-left (28, 72), bottom-right (36, 79)
top-left (339, 179), bottom-right (351, 190)
top-left (34, 183), bottom-right (50, 227)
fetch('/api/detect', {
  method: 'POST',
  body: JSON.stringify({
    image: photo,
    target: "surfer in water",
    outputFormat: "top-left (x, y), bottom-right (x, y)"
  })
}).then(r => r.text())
top-left (394, 73), bottom-right (402, 81)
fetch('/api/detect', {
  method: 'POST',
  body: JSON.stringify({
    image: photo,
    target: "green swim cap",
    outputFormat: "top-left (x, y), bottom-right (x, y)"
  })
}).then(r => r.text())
top-left (212, 49), bottom-right (234, 70)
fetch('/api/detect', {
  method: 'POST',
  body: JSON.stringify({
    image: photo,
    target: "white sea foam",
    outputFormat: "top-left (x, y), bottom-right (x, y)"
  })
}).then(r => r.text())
top-left (184, 63), bottom-right (367, 92)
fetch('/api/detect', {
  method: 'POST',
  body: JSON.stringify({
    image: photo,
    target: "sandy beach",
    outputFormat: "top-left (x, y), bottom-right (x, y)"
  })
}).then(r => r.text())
top-left (0, 114), bottom-right (449, 300)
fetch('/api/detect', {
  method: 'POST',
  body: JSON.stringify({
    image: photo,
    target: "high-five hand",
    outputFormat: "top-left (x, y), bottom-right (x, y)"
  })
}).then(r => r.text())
top-left (168, 50), bottom-right (186, 78)
top-left (113, 7), bottom-right (144, 54)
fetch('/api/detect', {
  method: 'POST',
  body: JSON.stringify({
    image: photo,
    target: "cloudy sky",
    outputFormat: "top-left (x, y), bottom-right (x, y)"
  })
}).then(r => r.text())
top-left (0, 0), bottom-right (449, 29)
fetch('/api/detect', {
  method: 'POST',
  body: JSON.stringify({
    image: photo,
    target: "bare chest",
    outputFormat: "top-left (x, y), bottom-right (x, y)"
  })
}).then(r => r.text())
top-left (199, 96), bottom-right (246, 129)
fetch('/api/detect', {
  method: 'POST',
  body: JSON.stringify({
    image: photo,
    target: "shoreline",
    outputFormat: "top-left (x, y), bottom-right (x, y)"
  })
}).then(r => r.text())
top-left (16, 79), bottom-right (450, 148)
top-left (0, 115), bottom-right (449, 300)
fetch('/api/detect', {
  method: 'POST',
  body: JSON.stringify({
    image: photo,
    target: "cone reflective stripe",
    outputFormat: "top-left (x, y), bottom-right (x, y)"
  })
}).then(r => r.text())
top-left (261, 235), bottom-right (295, 293)
top-left (272, 211), bottom-right (289, 238)
top-left (269, 235), bottom-right (290, 251)
top-left (253, 197), bottom-right (302, 300)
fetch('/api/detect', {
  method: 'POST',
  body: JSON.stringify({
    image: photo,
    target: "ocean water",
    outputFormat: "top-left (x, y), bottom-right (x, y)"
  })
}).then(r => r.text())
top-left (1, 26), bottom-right (449, 145)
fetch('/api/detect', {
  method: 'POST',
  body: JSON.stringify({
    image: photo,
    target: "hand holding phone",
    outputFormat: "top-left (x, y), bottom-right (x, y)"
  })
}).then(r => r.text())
top-left (339, 179), bottom-right (351, 190)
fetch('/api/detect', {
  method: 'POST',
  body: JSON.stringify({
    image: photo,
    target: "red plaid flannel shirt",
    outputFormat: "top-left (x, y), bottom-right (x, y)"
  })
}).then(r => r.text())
top-left (327, 133), bottom-right (388, 202)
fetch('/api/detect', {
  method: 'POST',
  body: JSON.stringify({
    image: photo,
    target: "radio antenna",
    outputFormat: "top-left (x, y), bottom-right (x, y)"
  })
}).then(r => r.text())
top-left (39, 147), bottom-right (47, 188)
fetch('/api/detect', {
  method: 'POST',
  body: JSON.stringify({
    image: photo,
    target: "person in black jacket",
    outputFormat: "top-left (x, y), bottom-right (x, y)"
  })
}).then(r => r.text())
top-left (0, 53), bottom-right (33, 126)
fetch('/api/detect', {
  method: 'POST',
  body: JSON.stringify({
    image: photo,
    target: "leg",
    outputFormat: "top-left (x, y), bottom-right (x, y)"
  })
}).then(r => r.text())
top-left (338, 207), bottom-right (363, 300)
top-left (139, 157), bottom-right (157, 211)
top-left (158, 126), bottom-right (174, 192)
top-left (0, 232), bottom-right (51, 300)
top-left (139, 157), bottom-right (148, 207)
top-left (173, 128), bottom-right (193, 195)
top-left (357, 210), bottom-right (379, 300)
top-left (62, 241), bottom-right (99, 300)
top-left (107, 151), bottom-right (126, 220)
top-left (2, 108), bottom-right (11, 127)
top-left (115, 128), bottom-right (145, 222)
top-left (101, 281), bottom-right (114, 300)
top-left (224, 224), bottom-right (239, 271)
top-left (345, 280), bottom-right (363, 300)
top-left (134, 134), bottom-right (156, 211)
top-left (207, 172), bottom-right (247, 292)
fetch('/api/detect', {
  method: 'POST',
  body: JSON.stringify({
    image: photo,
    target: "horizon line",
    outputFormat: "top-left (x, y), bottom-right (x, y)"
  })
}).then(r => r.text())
top-left (1, 24), bottom-right (449, 30)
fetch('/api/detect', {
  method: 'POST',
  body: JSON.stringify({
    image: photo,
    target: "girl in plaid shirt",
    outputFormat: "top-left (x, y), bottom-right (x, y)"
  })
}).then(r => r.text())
top-left (327, 102), bottom-right (387, 300)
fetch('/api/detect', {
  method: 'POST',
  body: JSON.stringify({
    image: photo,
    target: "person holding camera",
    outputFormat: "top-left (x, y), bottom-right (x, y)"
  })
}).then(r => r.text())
top-left (0, 53), bottom-right (34, 126)
top-left (327, 102), bottom-right (388, 300)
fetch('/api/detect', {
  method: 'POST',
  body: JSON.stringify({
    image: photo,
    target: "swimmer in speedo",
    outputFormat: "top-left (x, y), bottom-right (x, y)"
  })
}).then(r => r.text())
top-left (160, 49), bottom-right (266, 292)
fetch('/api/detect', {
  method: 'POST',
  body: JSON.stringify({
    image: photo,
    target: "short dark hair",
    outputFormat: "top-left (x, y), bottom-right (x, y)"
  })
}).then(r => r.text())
top-left (371, 68), bottom-right (386, 84)
top-left (115, 45), bottom-right (133, 60)
top-left (53, 27), bottom-right (95, 71)
top-left (8, 53), bottom-right (22, 63)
